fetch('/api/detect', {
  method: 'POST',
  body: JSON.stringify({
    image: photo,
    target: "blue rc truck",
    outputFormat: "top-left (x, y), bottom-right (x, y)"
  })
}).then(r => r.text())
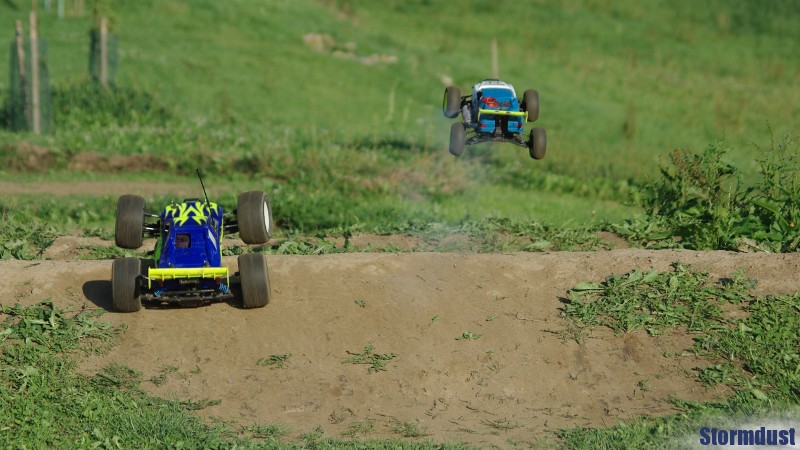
top-left (112, 178), bottom-right (273, 312)
top-left (443, 79), bottom-right (546, 160)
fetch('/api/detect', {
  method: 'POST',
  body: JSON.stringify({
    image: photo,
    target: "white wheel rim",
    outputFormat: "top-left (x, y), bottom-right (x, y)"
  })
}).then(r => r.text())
top-left (263, 200), bottom-right (271, 232)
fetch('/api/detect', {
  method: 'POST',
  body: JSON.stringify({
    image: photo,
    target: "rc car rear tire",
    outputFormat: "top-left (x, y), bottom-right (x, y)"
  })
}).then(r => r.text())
top-left (449, 122), bottom-right (466, 157)
top-left (238, 253), bottom-right (270, 308)
top-left (529, 127), bottom-right (547, 160)
top-left (522, 89), bottom-right (539, 123)
top-left (112, 257), bottom-right (142, 312)
top-left (115, 195), bottom-right (145, 249)
top-left (237, 191), bottom-right (273, 245)
top-left (443, 86), bottom-right (462, 118)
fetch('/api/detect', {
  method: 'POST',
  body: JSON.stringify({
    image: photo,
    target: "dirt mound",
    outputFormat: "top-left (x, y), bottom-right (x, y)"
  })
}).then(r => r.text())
top-left (1, 141), bottom-right (58, 172)
top-left (0, 144), bottom-right (166, 174)
top-left (4, 250), bottom-right (800, 447)
top-left (67, 151), bottom-right (164, 172)
top-left (0, 180), bottom-right (199, 198)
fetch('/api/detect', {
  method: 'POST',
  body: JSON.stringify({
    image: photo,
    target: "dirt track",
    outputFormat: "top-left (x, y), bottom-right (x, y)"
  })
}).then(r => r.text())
top-left (4, 247), bottom-right (800, 447)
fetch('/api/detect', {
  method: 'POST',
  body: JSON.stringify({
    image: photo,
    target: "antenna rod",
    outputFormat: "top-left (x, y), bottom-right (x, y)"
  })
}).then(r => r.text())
top-left (196, 168), bottom-right (211, 206)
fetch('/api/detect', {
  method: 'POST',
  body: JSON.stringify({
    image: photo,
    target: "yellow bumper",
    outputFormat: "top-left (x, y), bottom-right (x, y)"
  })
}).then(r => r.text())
top-left (148, 267), bottom-right (229, 289)
top-left (477, 108), bottom-right (528, 121)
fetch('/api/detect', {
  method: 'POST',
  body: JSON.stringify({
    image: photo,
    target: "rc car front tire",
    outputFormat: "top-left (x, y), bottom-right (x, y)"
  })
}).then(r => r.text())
top-left (237, 191), bottom-right (274, 245)
top-left (522, 89), bottom-right (539, 123)
top-left (443, 86), bottom-right (462, 118)
top-left (449, 122), bottom-right (466, 157)
top-left (112, 257), bottom-right (142, 312)
top-left (238, 253), bottom-right (270, 308)
top-left (529, 127), bottom-right (547, 160)
top-left (115, 195), bottom-right (145, 249)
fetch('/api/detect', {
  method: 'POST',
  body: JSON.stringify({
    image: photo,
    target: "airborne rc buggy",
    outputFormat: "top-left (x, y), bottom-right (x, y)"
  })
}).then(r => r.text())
top-left (443, 79), bottom-right (547, 159)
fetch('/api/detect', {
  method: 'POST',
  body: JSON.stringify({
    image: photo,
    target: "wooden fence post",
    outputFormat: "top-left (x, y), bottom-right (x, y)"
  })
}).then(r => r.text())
top-left (100, 16), bottom-right (108, 86)
top-left (15, 20), bottom-right (30, 130)
top-left (29, 10), bottom-right (41, 134)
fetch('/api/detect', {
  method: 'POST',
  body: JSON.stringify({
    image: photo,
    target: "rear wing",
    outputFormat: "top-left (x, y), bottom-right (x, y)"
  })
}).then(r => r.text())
top-left (147, 267), bottom-right (230, 289)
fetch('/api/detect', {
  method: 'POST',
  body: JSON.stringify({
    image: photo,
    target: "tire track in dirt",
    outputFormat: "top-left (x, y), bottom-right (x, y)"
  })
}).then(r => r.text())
top-left (3, 250), bottom-right (800, 447)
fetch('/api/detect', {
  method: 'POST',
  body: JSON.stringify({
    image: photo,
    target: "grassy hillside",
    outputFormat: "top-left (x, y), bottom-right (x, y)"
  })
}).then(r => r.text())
top-left (0, 0), bottom-right (798, 230)
top-left (3, 0), bottom-right (798, 179)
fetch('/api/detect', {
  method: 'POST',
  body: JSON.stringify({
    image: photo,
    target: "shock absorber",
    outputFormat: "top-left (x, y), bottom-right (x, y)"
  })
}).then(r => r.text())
top-left (462, 104), bottom-right (472, 124)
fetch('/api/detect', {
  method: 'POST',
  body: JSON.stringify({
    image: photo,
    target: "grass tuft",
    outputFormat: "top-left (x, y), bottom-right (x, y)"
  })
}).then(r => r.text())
top-left (560, 265), bottom-right (800, 447)
top-left (343, 344), bottom-right (398, 373)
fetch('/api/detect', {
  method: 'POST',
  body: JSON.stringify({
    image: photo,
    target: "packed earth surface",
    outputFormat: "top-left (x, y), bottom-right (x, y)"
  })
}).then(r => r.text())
top-left (3, 222), bottom-right (800, 447)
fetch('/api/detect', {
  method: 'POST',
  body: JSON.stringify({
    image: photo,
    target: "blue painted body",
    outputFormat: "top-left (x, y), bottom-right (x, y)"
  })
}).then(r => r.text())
top-left (154, 200), bottom-right (226, 294)
top-left (474, 87), bottom-right (524, 135)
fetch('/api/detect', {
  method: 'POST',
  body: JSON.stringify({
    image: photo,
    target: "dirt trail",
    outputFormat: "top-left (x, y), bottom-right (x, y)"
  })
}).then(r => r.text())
top-left (3, 250), bottom-right (800, 447)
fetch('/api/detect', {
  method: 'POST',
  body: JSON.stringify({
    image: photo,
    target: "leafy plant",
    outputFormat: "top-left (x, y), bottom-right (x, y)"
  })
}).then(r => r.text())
top-left (149, 365), bottom-right (179, 386)
top-left (616, 133), bottom-right (800, 252)
top-left (565, 262), bottom-right (752, 337)
top-left (78, 245), bottom-right (141, 260)
top-left (180, 398), bottom-right (222, 411)
top-left (81, 227), bottom-right (114, 240)
top-left (391, 420), bottom-right (429, 438)
top-left (244, 423), bottom-right (291, 439)
top-left (743, 132), bottom-right (800, 251)
top-left (0, 208), bottom-right (57, 260)
top-left (343, 344), bottom-right (398, 373)
top-left (625, 143), bottom-right (744, 250)
top-left (256, 353), bottom-right (292, 369)
top-left (695, 294), bottom-right (800, 399)
top-left (455, 331), bottom-right (482, 341)
top-left (342, 419), bottom-right (375, 437)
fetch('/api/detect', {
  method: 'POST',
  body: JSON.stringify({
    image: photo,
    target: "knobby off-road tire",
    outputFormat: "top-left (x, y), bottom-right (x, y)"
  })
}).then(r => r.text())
top-left (449, 122), bottom-right (466, 157)
top-left (443, 86), bottom-right (462, 118)
top-left (115, 195), bottom-right (145, 249)
top-left (522, 89), bottom-right (539, 122)
top-left (238, 253), bottom-right (270, 308)
top-left (529, 127), bottom-right (547, 160)
top-left (112, 257), bottom-right (142, 312)
top-left (237, 191), bottom-right (273, 245)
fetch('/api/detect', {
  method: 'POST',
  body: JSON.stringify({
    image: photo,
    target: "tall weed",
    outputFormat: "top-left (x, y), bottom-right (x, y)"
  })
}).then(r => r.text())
top-left (744, 133), bottom-right (800, 251)
top-left (616, 133), bottom-right (800, 252)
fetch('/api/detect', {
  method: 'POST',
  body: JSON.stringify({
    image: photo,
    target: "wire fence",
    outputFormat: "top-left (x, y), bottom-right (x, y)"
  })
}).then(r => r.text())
top-left (5, 10), bottom-right (117, 133)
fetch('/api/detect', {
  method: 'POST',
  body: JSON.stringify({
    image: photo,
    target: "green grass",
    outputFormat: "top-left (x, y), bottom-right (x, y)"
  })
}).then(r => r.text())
top-left (565, 262), bottom-right (753, 337)
top-left (560, 263), bottom-right (800, 448)
top-left (0, 206), bottom-right (57, 260)
top-left (0, 301), bottom-right (239, 448)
